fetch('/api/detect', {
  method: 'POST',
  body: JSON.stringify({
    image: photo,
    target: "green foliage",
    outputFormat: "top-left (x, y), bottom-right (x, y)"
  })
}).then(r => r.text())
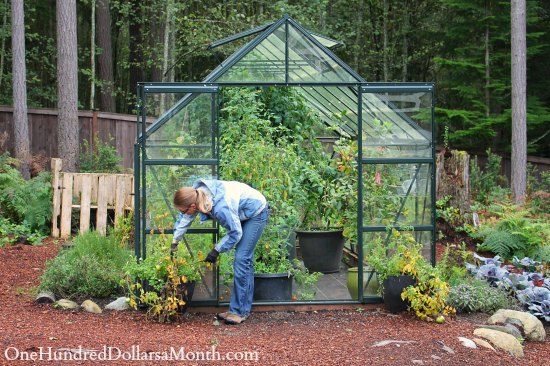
top-left (110, 212), bottom-right (134, 249)
top-left (435, 243), bottom-right (473, 286)
top-left (0, 153), bottom-right (52, 233)
top-left (472, 202), bottom-right (550, 261)
top-left (124, 234), bottom-right (208, 322)
top-left (366, 227), bottom-right (455, 320)
top-left (470, 150), bottom-right (509, 204)
top-left (0, 217), bottom-right (45, 246)
top-left (477, 230), bottom-right (526, 260)
top-left (79, 135), bottom-right (123, 173)
top-left (447, 277), bottom-right (517, 314)
top-left (39, 231), bottom-right (131, 299)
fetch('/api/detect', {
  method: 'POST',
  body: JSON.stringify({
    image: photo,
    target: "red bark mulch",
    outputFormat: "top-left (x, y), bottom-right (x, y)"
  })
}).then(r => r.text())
top-left (0, 239), bottom-right (548, 365)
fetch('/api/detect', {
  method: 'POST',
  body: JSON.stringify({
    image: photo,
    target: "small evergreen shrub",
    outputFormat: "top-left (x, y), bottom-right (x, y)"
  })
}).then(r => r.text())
top-left (39, 231), bottom-right (131, 299)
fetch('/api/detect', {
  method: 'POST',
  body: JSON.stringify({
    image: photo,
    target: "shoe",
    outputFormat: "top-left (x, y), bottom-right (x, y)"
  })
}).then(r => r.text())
top-left (216, 312), bottom-right (230, 321)
top-left (224, 313), bottom-right (248, 325)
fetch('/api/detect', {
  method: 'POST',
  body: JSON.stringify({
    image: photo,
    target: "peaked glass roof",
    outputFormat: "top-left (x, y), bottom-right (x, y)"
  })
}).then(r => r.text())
top-left (146, 15), bottom-right (431, 152)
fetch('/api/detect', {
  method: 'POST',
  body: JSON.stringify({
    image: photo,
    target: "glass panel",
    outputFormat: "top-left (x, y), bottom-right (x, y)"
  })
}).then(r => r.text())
top-left (362, 163), bottom-right (432, 226)
top-left (145, 233), bottom-right (217, 302)
top-left (362, 91), bottom-right (432, 158)
top-left (311, 34), bottom-right (340, 49)
top-left (217, 25), bottom-right (286, 82)
top-left (144, 164), bottom-right (217, 229)
top-left (145, 93), bottom-right (216, 160)
top-left (288, 24), bottom-right (358, 83)
top-left (362, 230), bottom-right (433, 270)
top-left (296, 86), bottom-right (357, 136)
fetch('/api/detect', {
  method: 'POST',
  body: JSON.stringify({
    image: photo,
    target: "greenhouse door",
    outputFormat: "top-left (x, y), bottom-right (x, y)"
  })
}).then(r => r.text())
top-left (135, 84), bottom-right (220, 306)
top-left (357, 83), bottom-right (435, 303)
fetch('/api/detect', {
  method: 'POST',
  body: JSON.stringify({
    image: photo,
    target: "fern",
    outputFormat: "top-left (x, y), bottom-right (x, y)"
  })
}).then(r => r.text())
top-left (0, 154), bottom-right (52, 233)
top-left (477, 229), bottom-right (527, 260)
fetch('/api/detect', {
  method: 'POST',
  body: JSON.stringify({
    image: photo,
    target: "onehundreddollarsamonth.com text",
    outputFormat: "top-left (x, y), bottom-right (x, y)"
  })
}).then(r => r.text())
top-left (4, 345), bottom-right (259, 362)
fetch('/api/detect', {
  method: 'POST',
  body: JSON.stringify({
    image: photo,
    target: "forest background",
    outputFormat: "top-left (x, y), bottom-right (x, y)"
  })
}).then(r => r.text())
top-left (1, 0), bottom-right (549, 158)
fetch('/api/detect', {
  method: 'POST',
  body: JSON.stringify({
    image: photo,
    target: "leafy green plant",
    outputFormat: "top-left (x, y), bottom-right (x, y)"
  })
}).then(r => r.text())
top-left (435, 243), bottom-right (474, 286)
top-left (79, 134), bottom-right (123, 173)
top-left (470, 149), bottom-right (509, 204)
top-left (447, 277), bottom-right (518, 314)
top-left (366, 227), bottom-right (455, 320)
top-left (39, 231), bottom-right (131, 299)
top-left (0, 153), bottom-right (52, 234)
top-left (477, 229), bottom-right (527, 259)
top-left (110, 211), bottom-right (134, 249)
top-left (0, 217), bottom-right (46, 246)
top-left (124, 233), bottom-right (207, 322)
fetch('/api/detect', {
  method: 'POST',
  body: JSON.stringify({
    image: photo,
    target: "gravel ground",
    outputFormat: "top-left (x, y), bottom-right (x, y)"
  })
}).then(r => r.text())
top-left (0, 240), bottom-right (548, 366)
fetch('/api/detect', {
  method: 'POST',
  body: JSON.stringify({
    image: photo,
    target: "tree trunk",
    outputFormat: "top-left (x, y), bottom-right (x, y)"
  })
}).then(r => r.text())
top-left (0, 0), bottom-right (9, 91)
top-left (128, 0), bottom-right (143, 113)
top-left (401, 3), bottom-right (409, 82)
top-left (159, 0), bottom-right (173, 114)
top-left (11, 0), bottom-right (30, 179)
top-left (57, 0), bottom-right (79, 172)
top-left (484, 1), bottom-right (491, 119)
top-left (511, 0), bottom-right (527, 204)
top-left (96, 0), bottom-right (116, 112)
top-left (90, 0), bottom-right (96, 110)
top-left (383, 0), bottom-right (388, 82)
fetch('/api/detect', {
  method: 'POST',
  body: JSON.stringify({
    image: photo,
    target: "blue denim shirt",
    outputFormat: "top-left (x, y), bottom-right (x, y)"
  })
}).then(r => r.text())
top-left (172, 179), bottom-right (267, 253)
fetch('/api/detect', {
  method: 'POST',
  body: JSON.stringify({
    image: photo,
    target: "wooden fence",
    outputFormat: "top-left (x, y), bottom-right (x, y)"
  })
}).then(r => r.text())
top-left (51, 159), bottom-right (134, 238)
top-left (0, 106), bottom-right (154, 169)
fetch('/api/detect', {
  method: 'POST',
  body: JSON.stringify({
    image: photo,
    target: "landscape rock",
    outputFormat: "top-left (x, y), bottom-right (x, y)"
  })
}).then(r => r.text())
top-left (472, 338), bottom-right (496, 351)
top-left (434, 340), bottom-right (454, 354)
top-left (54, 299), bottom-right (79, 310)
top-left (105, 297), bottom-right (130, 311)
top-left (473, 328), bottom-right (523, 357)
top-left (478, 324), bottom-right (523, 340)
top-left (35, 291), bottom-right (55, 304)
top-left (488, 309), bottom-right (545, 341)
top-left (81, 300), bottom-right (102, 314)
top-left (457, 336), bottom-right (477, 349)
top-left (371, 340), bottom-right (416, 347)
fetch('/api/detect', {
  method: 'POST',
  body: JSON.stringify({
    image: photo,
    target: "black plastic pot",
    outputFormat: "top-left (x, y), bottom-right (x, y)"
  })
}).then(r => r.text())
top-left (176, 281), bottom-right (196, 313)
top-left (295, 229), bottom-right (345, 273)
top-left (253, 273), bottom-right (293, 301)
top-left (382, 275), bottom-right (415, 313)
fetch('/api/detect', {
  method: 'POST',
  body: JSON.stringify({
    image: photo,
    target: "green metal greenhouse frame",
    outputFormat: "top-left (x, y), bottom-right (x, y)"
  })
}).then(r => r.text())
top-left (134, 14), bottom-right (436, 306)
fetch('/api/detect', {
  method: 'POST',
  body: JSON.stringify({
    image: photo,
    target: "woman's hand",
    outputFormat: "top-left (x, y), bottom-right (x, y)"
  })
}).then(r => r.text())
top-left (204, 248), bottom-right (219, 263)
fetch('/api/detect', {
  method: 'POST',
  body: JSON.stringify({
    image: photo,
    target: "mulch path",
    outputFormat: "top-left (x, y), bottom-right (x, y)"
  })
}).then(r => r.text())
top-left (0, 239), bottom-right (548, 365)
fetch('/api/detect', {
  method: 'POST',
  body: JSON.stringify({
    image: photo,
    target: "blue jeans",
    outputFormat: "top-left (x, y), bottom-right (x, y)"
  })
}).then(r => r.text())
top-left (229, 207), bottom-right (269, 317)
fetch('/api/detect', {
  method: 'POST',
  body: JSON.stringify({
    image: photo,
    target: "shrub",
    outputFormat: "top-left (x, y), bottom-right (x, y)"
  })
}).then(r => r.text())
top-left (79, 135), bottom-right (122, 173)
top-left (447, 277), bottom-right (517, 314)
top-left (39, 231), bottom-right (131, 299)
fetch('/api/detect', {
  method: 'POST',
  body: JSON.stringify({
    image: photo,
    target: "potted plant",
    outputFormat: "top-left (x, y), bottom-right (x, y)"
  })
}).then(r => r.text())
top-left (364, 227), bottom-right (420, 313)
top-left (296, 138), bottom-right (357, 274)
top-left (124, 234), bottom-right (206, 322)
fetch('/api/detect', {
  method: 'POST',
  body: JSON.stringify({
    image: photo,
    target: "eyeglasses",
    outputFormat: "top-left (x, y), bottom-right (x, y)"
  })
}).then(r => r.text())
top-left (181, 206), bottom-right (192, 215)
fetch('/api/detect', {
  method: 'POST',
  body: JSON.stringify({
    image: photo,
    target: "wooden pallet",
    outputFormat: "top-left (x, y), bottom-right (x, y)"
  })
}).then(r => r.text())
top-left (51, 158), bottom-right (134, 238)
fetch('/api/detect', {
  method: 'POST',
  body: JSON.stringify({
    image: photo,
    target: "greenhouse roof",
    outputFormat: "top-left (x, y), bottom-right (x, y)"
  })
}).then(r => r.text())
top-left (146, 14), bottom-right (431, 146)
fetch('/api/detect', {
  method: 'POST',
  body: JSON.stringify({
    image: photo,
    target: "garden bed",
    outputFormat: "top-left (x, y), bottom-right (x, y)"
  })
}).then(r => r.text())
top-left (1, 239), bottom-right (548, 365)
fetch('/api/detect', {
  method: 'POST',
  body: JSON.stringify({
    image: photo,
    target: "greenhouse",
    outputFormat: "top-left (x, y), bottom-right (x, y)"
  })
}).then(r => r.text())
top-left (134, 14), bottom-right (435, 306)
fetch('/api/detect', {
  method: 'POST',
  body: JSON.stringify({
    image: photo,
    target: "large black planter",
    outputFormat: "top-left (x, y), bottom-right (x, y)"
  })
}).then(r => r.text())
top-left (295, 229), bottom-right (345, 273)
top-left (382, 275), bottom-right (415, 313)
top-left (253, 273), bottom-right (293, 301)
